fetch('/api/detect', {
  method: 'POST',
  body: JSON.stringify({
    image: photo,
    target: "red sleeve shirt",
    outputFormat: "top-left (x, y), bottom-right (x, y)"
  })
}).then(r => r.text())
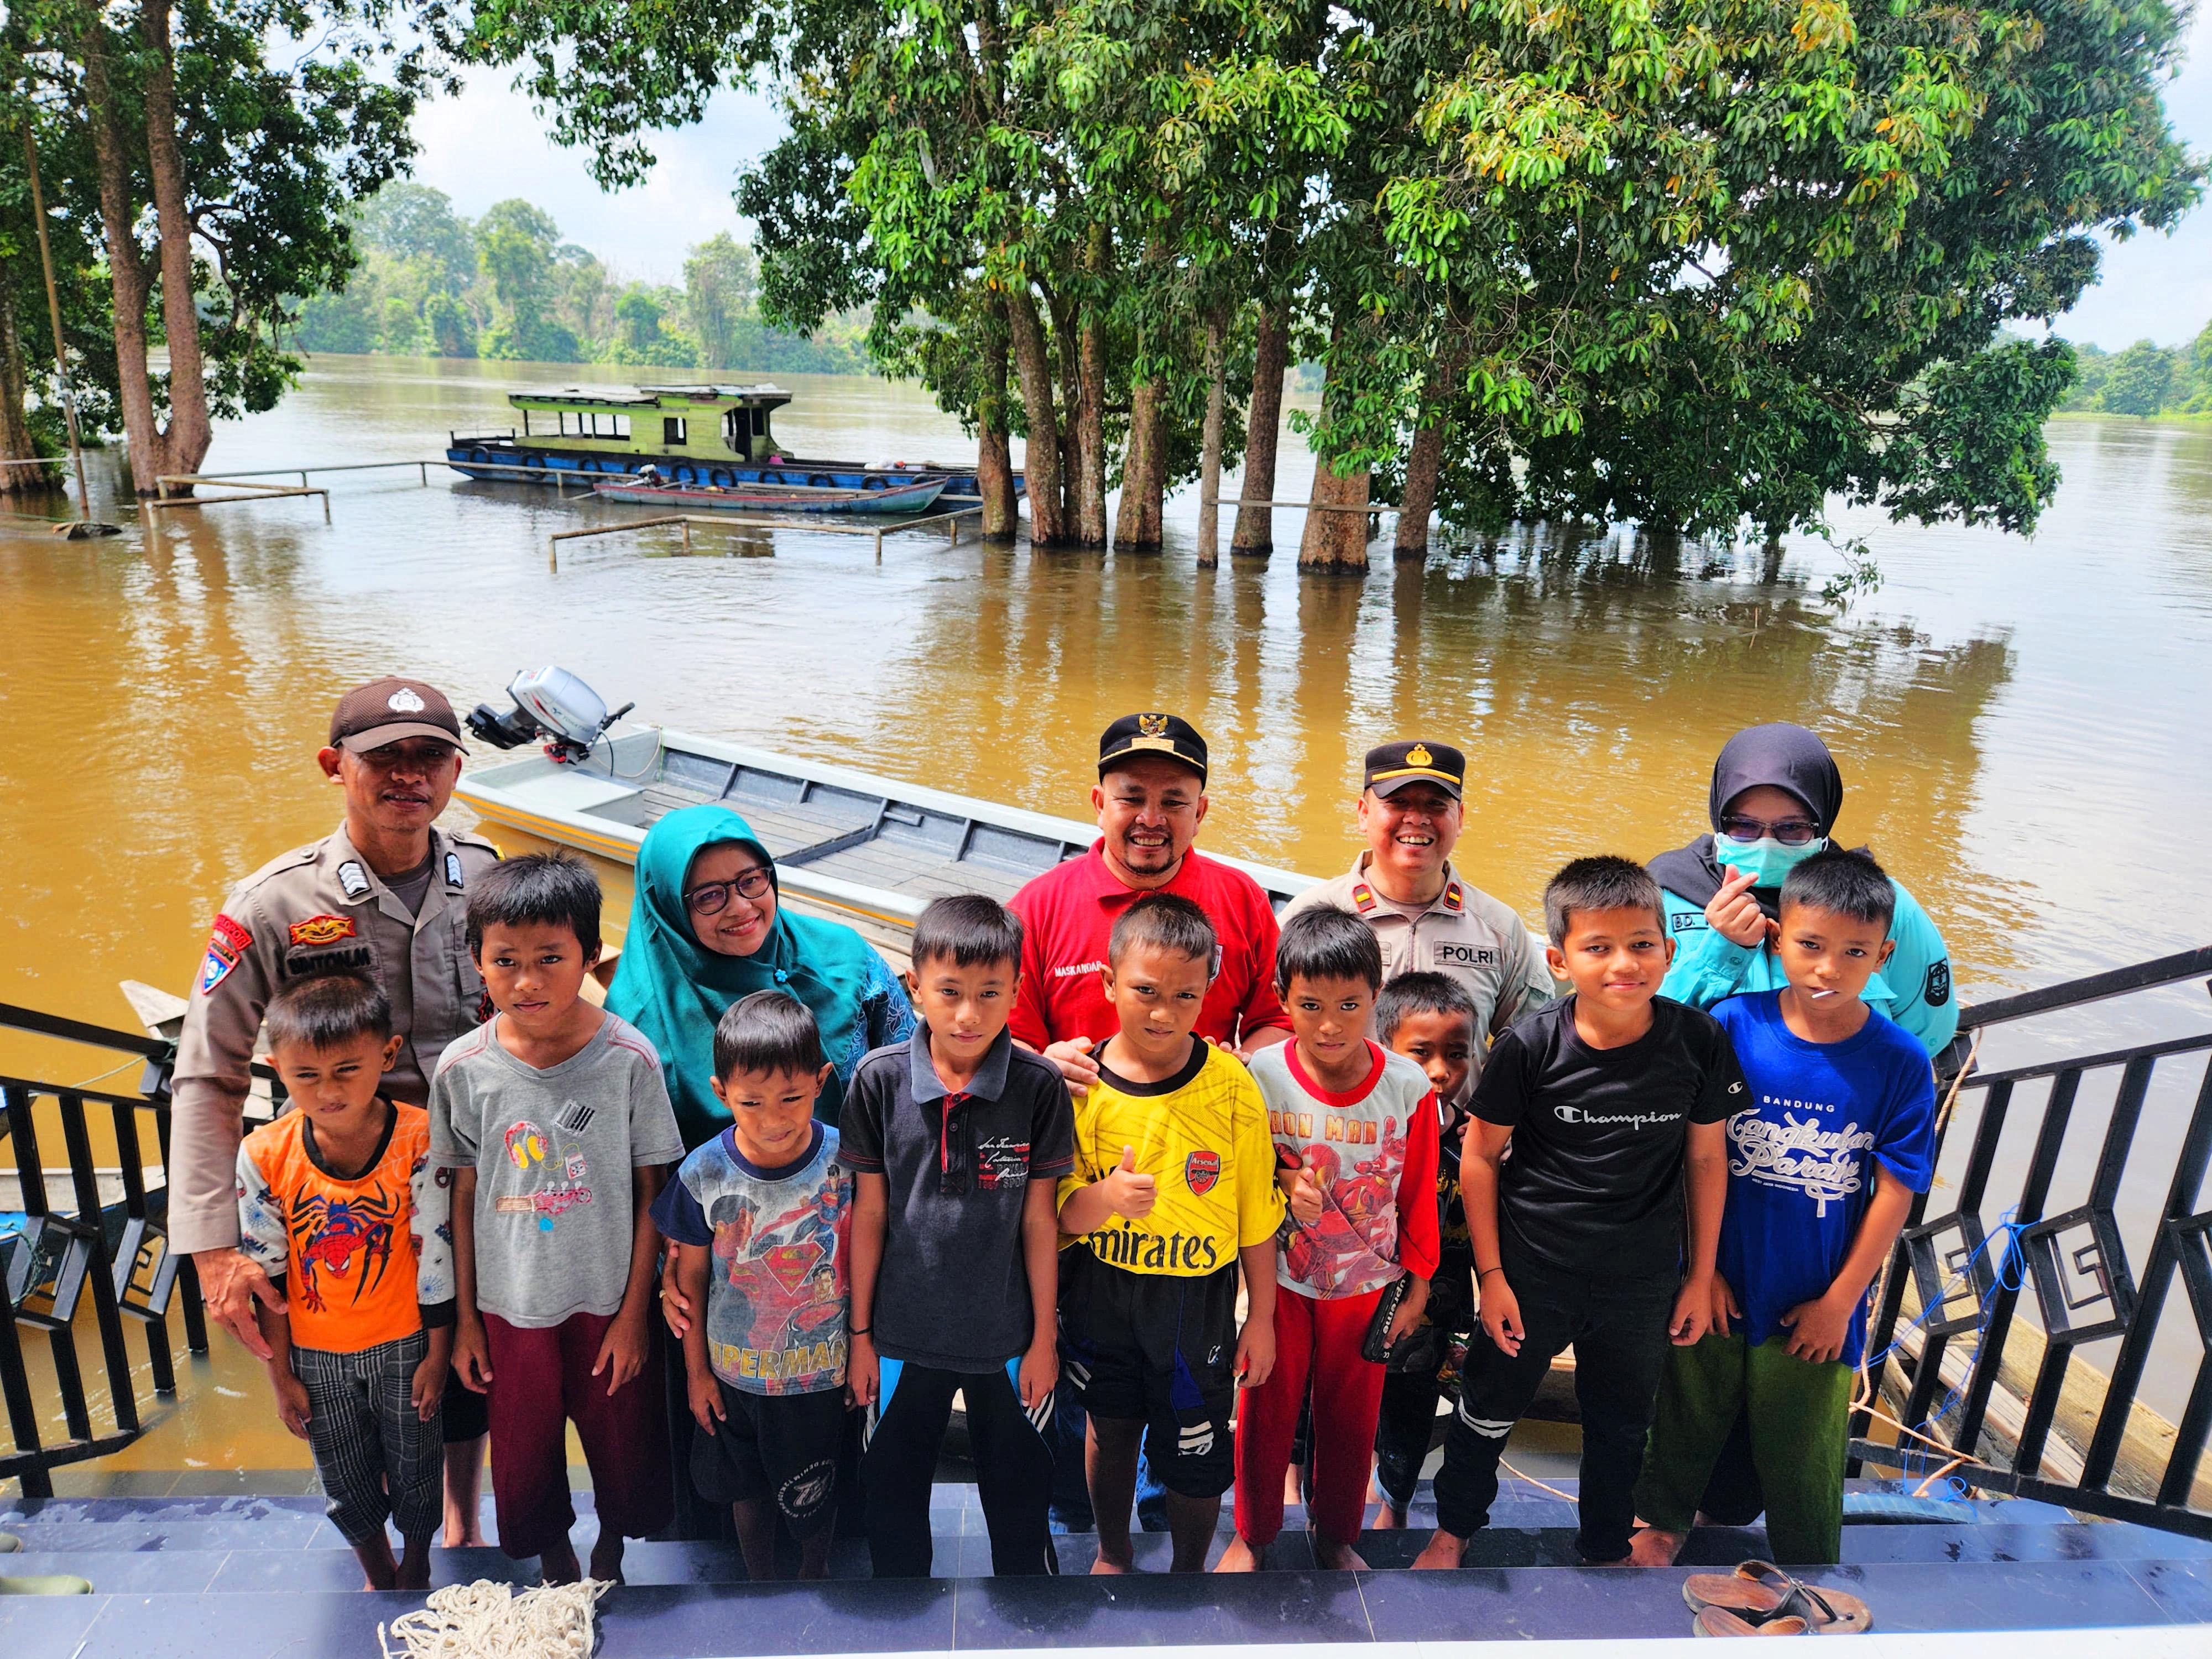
top-left (1008, 842), bottom-right (1293, 1051)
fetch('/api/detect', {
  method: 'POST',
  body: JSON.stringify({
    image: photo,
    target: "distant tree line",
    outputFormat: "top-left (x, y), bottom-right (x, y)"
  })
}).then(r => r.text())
top-left (294, 184), bottom-right (869, 373)
top-left (2054, 325), bottom-right (2212, 418)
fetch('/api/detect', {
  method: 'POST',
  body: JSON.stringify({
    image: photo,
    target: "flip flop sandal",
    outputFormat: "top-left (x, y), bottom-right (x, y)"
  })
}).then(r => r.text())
top-left (1695, 1607), bottom-right (1811, 1637)
top-left (1684, 1563), bottom-right (1792, 1618)
top-left (1735, 1561), bottom-right (1874, 1636)
top-left (0, 1532), bottom-right (19, 1553)
top-left (0, 1575), bottom-right (94, 1596)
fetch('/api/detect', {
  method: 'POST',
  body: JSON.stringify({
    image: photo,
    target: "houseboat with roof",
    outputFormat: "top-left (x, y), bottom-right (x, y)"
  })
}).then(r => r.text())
top-left (444, 383), bottom-right (1022, 505)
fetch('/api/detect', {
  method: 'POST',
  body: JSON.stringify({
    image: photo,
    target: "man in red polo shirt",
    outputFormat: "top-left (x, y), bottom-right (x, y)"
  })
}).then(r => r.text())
top-left (1010, 712), bottom-right (1291, 1092)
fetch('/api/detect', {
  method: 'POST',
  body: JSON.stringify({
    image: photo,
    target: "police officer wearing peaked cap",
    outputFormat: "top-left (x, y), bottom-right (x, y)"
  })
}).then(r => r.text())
top-left (169, 676), bottom-right (500, 1360)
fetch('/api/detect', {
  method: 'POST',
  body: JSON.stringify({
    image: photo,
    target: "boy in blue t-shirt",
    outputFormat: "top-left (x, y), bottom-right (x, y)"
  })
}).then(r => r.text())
top-left (1632, 849), bottom-right (1936, 1567)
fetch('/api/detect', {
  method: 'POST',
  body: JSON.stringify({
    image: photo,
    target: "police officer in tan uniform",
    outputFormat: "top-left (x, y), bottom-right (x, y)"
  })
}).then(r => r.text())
top-left (1283, 740), bottom-right (1553, 1072)
top-left (169, 675), bottom-right (499, 1536)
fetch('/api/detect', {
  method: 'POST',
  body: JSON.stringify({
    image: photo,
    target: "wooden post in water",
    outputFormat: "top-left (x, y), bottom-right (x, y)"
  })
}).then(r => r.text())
top-left (23, 127), bottom-right (92, 521)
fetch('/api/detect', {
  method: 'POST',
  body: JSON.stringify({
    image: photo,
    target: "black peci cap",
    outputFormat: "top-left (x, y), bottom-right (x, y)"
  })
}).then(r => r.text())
top-left (1098, 712), bottom-right (1208, 785)
top-left (1363, 739), bottom-right (1464, 800)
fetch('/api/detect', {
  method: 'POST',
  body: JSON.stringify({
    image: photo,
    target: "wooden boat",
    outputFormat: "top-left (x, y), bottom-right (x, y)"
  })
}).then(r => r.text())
top-left (445, 383), bottom-right (1023, 506)
top-left (453, 723), bottom-right (1316, 963)
top-left (591, 475), bottom-right (950, 515)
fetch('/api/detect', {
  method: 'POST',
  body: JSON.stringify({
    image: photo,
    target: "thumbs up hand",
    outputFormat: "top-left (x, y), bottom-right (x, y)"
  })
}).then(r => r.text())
top-left (1102, 1145), bottom-right (1156, 1219)
top-left (1280, 1163), bottom-right (1324, 1225)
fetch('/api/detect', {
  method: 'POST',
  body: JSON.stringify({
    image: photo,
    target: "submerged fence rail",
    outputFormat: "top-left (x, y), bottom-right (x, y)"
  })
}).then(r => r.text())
top-left (1849, 944), bottom-right (2212, 1538)
top-left (0, 1003), bottom-right (213, 1496)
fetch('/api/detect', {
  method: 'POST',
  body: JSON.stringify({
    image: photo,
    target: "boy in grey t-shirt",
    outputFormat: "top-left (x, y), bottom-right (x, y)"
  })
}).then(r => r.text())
top-left (428, 854), bottom-right (684, 1585)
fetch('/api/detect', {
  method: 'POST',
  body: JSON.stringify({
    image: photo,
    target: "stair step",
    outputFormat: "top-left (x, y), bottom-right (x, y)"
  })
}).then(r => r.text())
top-left (0, 1554), bottom-right (2203, 1655)
top-left (0, 1519), bottom-right (2203, 1597)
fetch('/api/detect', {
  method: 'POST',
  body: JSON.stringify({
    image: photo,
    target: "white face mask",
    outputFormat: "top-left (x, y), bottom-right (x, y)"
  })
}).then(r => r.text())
top-left (1713, 834), bottom-right (1827, 889)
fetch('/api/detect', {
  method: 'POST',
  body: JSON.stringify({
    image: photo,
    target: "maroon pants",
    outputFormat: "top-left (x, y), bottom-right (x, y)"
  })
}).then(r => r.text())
top-left (483, 1310), bottom-right (672, 1559)
top-left (1233, 1284), bottom-right (1387, 1548)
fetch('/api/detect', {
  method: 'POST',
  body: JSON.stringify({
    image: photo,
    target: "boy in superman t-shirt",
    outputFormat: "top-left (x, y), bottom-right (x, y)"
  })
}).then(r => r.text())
top-left (1634, 849), bottom-right (1936, 1567)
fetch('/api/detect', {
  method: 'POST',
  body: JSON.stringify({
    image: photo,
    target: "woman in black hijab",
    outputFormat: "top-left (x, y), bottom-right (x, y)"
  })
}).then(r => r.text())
top-left (1649, 723), bottom-right (1959, 1060)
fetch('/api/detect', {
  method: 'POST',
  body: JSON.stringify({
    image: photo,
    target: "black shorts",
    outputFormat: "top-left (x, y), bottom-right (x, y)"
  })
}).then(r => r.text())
top-left (690, 1380), bottom-right (851, 1539)
top-left (441, 1363), bottom-right (489, 1443)
top-left (1057, 1249), bottom-right (1238, 1499)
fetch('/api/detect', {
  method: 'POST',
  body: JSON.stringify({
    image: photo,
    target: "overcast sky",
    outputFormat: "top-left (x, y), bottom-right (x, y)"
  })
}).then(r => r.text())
top-left (407, 14), bottom-right (2212, 352)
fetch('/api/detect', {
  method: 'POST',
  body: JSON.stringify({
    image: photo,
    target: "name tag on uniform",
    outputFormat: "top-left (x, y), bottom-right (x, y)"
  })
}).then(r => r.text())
top-left (1671, 911), bottom-right (1707, 933)
top-left (1433, 942), bottom-right (1498, 968)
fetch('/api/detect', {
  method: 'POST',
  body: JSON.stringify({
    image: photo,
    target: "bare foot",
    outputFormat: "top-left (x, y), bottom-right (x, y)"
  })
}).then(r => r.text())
top-left (1314, 1536), bottom-right (1369, 1572)
top-left (1372, 1502), bottom-right (1409, 1531)
top-left (1090, 1552), bottom-right (1134, 1575)
top-left (588, 1535), bottom-right (626, 1585)
top-left (1214, 1535), bottom-right (1264, 1573)
top-left (540, 1540), bottom-right (582, 1584)
top-left (1627, 1527), bottom-right (1687, 1567)
top-left (1411, 1530), bottom-right (1467, 1571)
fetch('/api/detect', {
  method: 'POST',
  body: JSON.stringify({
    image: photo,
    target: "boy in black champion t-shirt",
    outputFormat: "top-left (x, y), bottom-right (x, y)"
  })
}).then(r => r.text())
top-left (1414, 857), bottom-right (1743, 1570)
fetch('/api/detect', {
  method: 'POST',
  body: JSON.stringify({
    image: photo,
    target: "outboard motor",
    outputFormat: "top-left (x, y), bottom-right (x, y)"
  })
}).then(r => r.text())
top-left (467, 667), bottom-right (634, 765)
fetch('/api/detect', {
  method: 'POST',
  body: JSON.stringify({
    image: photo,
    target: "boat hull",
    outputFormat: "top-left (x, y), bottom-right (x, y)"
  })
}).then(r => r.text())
top-left (453, 728), bottom-right (1315, 948)
top-left (591, 478), bottom-right (950, 515)
top-left (446, 440), bottom-right (1021, 504)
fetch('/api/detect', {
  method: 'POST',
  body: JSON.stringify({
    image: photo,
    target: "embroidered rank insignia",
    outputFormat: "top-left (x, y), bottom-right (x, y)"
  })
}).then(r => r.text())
top-left (445, 851), bottom-right (465, 888)
top-left (288, 914), bottom-right (356, 948)
top-left (337, 860), bottom-right (371, 899)
top-left (1443, 880), bottom-right (1464, 912)
top-left (198, 948), bottom-right (237, 995)
top-left (1350, 881), bottom-right (1376, 915)
top-left (210, 914), bottom-right (253, 956)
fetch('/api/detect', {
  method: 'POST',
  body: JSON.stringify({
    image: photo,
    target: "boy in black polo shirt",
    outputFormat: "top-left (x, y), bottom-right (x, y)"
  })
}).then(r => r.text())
top-left (1414, 856), bottom-right (1742, 1571)
top-left (842, 895), bottom-right (1074, 1578)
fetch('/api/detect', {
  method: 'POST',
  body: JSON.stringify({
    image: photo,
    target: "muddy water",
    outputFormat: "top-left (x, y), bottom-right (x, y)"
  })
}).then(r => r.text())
top-left (3, 357), bottom-right (2210, 1469)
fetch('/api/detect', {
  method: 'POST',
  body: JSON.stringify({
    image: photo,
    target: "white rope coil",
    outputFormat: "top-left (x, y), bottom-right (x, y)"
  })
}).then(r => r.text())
top-left (377, 1578), bottom-right (611, 1659)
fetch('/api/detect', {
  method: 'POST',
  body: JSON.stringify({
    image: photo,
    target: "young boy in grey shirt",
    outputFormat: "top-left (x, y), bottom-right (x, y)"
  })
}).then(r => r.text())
top-left (430, 854), bottom-right (685, 1584)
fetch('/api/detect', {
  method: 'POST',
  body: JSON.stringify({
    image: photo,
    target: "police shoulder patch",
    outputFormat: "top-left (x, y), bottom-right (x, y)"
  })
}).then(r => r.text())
top-left (445, 851), bottom-right (465, 888)
top-left (210, 914), bottom-right (253, 956)
top-left (198, 948), bottom-right (237, 995)
top-left (1442, 880), bottom-right (1464, 912)
top-left (1924, 959), bottom-right (1952, 1008)
top-left (1350, 881), bottom-right (1376, 915)
top-left (337, 860), bottom-right (371, 899)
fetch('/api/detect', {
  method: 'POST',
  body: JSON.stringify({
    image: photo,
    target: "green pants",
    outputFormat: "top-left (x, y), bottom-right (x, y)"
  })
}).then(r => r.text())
top-left (1634, 1332), bottom-right (1853, 1565)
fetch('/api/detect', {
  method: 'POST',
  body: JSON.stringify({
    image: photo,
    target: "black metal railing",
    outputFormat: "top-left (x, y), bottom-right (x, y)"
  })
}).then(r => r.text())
top-left (1850, 945), bottom-right (2212, 1540)
top-left (0, 1003), bottom-right (216, 1496)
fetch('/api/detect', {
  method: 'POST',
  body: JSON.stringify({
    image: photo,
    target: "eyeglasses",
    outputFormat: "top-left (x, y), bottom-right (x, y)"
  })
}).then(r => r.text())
top-left (684, 869), bottom-right (773, 914)
top-left (1718, 814), bottom-right (1822, 846)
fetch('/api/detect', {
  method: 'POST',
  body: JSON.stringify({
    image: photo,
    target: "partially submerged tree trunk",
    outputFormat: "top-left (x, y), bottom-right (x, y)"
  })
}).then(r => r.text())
top-left (142, 1), bottom-right (211, 482)
top-left (1113, 375), bottom-right (1165, 551)
top-left (1005, 286), bottom-right (1067, 545)
top-left (1233, 300), bottom-right (1290, 556)
top-left (1196, 305), bottom-right (1228, 566)
top-left (977, 302), bottom-right (1019, 539)
top-left (1071, 225), bottom-right (1109, 547)
top-left (0, 285), bottom-right (50, 496)
top-left (1395, 346), bottom-right (1465, 560)
top-left (82, 25), bottom-right (165, 497)
top-left (1299, 453), bottom-right (1373, 568)
top-left (1300, 339), bottom-right (1373, 570)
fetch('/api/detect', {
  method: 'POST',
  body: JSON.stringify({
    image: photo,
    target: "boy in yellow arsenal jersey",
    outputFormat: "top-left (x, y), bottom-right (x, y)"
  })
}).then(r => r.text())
top-left (1057, 893), bottom-right (1285, 1574)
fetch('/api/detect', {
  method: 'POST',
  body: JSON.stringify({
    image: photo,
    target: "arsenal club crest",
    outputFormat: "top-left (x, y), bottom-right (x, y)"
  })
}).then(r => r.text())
top-left (1185, 1150), bottom-right (1221, 1196)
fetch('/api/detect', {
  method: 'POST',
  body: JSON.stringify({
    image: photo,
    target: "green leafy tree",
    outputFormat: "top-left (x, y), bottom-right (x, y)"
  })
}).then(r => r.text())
top-left (17, 0), bottom-right (425, 493)
top-left (2099, 339), bottom-right (2176, 415)
top-left (683, 232), bottom-right (758, 369)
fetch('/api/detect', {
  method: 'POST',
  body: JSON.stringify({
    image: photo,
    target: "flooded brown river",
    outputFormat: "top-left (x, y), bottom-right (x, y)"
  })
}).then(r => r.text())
top-left (3, 355), bottom-right (2210, 1467)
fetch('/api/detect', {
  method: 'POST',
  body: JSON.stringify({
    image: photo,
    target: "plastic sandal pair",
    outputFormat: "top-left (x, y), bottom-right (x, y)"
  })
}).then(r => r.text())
top-left (1686, 1561), bottom-right (1873, 1637)
top-left (0, 1575), bottom-right (93, 1596)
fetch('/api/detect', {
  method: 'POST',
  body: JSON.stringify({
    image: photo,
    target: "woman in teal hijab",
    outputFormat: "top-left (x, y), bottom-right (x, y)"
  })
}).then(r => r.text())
top-left (608, 804), bottom-right (915, 1147)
